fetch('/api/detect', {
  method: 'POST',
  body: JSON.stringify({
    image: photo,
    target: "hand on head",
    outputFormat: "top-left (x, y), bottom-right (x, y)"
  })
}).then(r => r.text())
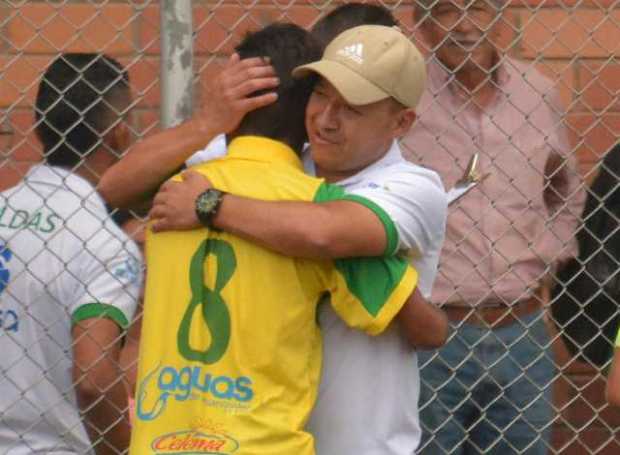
top-left (199, 53), bottom-right (280, 135)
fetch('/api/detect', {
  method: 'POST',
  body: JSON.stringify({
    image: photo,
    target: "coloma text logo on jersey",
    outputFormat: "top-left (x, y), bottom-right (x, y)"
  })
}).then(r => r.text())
top-left (136, 364), bottom-right (254, 421)
top-left (152, 430), bottom-right (239, 454)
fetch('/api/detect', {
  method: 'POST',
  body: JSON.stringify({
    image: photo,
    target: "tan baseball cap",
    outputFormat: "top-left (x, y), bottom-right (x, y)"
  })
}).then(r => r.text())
top-left (293, 25), bottom-right (426, 108)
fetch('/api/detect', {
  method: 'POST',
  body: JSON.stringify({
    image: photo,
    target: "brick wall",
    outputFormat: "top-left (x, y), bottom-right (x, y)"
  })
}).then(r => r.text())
top-left (1, 1), bottom-right (619, 453)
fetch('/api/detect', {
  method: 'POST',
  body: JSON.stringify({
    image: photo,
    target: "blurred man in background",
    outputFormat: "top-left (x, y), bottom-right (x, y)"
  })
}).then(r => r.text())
top-left (403, 0), bottom-right (585, 453)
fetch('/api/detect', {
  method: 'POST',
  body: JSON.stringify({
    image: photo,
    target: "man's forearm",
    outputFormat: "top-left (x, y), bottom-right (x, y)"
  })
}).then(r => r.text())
top-left (214, 195), bottom-right (387, 258)
top-left (72, 319), bottom-right (132, 455)
top-left (99, 119), bottom-right (219, 208)
top-left (77, 376), bottom-right (131, 455)
top-left (397, 288), bottom-right (449, 348)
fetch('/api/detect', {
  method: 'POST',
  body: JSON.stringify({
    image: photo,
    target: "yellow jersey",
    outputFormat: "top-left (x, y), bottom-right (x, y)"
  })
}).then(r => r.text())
top-left (130, 136), bottom-right (417, 455)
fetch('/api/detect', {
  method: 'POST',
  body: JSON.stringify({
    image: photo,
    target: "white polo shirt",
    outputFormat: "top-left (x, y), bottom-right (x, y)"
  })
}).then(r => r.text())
top-left (188, 138), bottom-right (447, 454)
top-left (0, 165), bottom-right (142, 455)
top-left (304, 140), bottom-right (447, 455)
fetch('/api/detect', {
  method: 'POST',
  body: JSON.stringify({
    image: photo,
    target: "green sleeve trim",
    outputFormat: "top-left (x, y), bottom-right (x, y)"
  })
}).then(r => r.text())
top-left (341, 194), bottom-right (399, 256)
top-left (313, 181), bottom-right (347, 202)
top-left (72, 303), bottom-right (129, 329)
top-left (335, 256), bottom-right (410, 317)
top-left (313, 182), bottom-right (399, 256)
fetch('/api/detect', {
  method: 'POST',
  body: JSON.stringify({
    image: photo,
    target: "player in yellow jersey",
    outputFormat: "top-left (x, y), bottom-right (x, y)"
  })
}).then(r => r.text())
top-left (120, 24), bottom-right (422, 455)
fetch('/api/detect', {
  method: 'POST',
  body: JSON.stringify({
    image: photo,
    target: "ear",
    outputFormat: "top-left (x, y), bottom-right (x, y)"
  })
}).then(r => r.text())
top-left (392, 108), bottom-right (417, 138)
top-left (104, 120), bottom-right (130, 155)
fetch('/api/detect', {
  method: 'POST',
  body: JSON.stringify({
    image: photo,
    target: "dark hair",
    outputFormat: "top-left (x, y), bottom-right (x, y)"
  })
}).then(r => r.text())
top-left (232, 23), bottom-right (321, 155)
top-left (35, 53), bottom-right (130, 168)
top-left (311, 3), bottom-right (398, 49)
top-left (551, 144), bottom-right (620, 366)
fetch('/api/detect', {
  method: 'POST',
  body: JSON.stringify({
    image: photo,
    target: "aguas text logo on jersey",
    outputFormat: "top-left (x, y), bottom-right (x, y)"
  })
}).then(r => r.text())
top-left (135, 363), bottom-right (254, 422)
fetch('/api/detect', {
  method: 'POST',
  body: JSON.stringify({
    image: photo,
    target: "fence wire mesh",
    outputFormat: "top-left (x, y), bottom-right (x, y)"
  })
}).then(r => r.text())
top-left (0, 0), bottom-right (619, 454)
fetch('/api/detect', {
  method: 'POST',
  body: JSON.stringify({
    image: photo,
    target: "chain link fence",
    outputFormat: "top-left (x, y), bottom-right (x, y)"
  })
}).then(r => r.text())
top-left (0, 0), bottom-right (619, 454)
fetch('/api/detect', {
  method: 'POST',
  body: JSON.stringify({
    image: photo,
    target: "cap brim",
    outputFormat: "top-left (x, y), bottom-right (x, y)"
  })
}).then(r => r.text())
top-left (293, 60), bottom-right (389, 106)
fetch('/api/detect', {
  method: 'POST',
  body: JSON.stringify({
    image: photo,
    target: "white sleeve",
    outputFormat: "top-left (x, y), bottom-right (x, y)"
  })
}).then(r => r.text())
top-left (68, 217), bottom-right (143, 329)
top-left (185, 134), bottom-right (228, 167)
top-left (347, 169), bottom-right (448, 256)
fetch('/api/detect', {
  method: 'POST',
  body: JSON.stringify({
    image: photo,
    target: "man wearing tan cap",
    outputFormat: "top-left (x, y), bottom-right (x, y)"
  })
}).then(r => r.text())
top-left (101, 19), bottom-right (448, 455)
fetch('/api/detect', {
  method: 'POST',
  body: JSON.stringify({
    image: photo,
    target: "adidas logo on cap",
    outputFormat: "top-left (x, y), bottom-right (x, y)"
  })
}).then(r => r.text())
top-left (336, 43), bottom-right (364, 64)
top-left (292, 25), bottom-right (427, 108)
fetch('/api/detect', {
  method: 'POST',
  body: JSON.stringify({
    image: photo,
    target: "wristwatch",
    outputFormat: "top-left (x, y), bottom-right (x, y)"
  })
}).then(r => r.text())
top-left (195, 188), bottom-right (226, 230)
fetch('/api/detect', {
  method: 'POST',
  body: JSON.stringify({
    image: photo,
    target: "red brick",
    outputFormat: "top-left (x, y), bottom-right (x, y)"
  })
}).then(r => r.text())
top-left (510, 0), bottom-right (618, 7)
top-left (0, 54), bottom-right (160, 110)
top-left (520, 8), bottom-right (620, 59)
top-left (553, 425), bottom-right (620, 455)
top-left (120, 56), bottom-right (161, 109)
top-left (6, 3), bottom-right (138, 55)
top-left (140, 5), bottom-right (323, 57)
top-left (555, 373), bottom-right (620, 428)
top-left (194, 5), bottom-right (324, 56)
top-left (566, 113), bottom-right (620, 164)
top-left (576, 59), bottom-right (620, 113)
top-left (135, 5), bottom-right (160, 56)
top-left (142, 3), bottom-right (431, 58)
top-left (6, 108), bottom-right (42, 163)
top-left (276, 4), bottom-right (325, 29)
top-left (0, 55), bottom-right (54, 108)
top-left (532, 59), bottom-right (577, 110)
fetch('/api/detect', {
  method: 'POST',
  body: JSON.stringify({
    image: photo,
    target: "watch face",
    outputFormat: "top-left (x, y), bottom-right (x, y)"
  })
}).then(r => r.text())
top-left (197, 190), bottom-right (220, 214)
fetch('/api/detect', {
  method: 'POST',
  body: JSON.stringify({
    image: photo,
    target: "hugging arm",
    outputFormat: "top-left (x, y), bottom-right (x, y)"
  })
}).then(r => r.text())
top-left (398, 288), bottom-right (448, 349)
top-left (150, 171), bottom-right (390, 258)
top-left (98, 54), bottom-right (279, 209)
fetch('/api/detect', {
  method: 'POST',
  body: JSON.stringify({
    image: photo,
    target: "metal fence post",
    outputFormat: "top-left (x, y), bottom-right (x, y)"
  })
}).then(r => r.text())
top-left (160, 0), bottom-right (193, 128)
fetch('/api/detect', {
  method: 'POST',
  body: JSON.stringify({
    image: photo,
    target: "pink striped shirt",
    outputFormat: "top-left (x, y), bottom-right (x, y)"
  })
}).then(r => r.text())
top-left (401, 57), bottom-right (585, 306)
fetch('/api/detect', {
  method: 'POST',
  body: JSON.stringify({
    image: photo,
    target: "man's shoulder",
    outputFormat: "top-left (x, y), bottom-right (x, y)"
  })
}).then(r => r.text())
top-left (504, 57), bottom-right (557, 96)
top-left (25, 166), bottom-right (107, 215)
top-left (367, 160), bottom-right (446, 194)
top-left (3, 169), bottom-right (111, 236)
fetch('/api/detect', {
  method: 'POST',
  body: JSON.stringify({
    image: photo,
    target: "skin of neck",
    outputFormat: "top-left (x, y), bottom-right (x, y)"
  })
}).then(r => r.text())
top-left (73, 146), bottom-right (118, 187)
top-left (315, 166), bottom-right (354, 183)
top-left (314, 140), bottom-right (393, 184)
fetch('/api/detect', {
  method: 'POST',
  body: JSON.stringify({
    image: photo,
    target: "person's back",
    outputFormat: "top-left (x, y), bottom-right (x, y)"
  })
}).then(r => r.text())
top-left (0, 53), bottom-right (141, 455)
top-left (0, 169), bottom-right (138, 454)
top-left (130, 24), bottom-right (417, 455)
